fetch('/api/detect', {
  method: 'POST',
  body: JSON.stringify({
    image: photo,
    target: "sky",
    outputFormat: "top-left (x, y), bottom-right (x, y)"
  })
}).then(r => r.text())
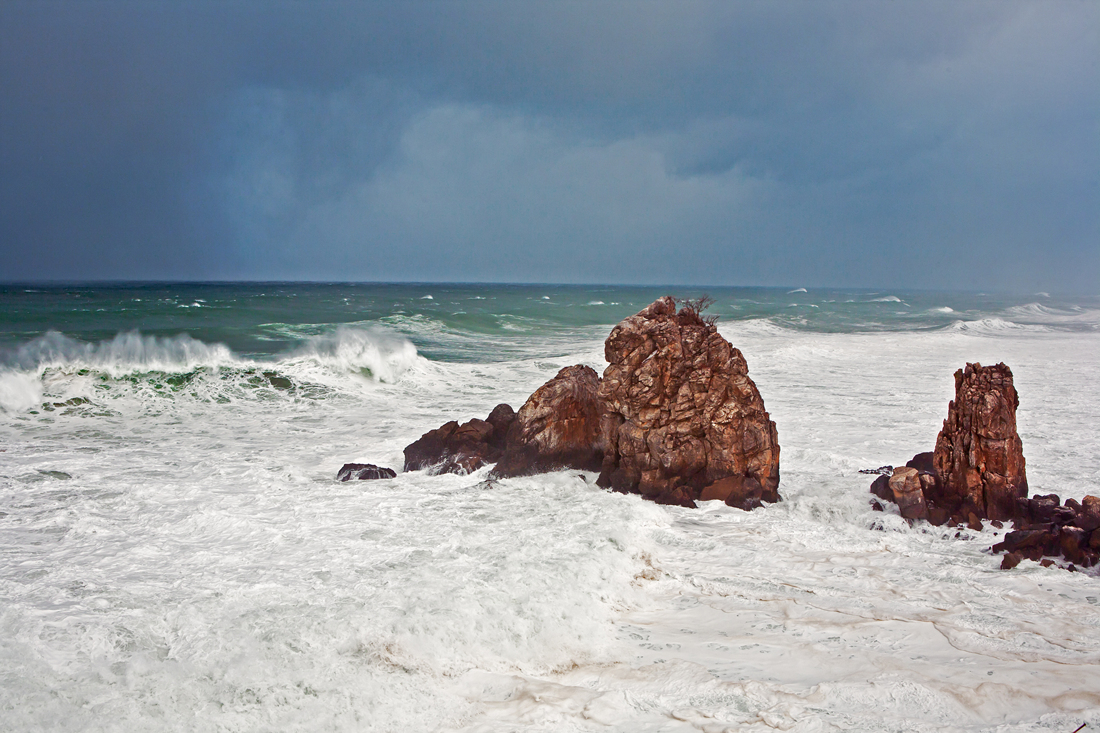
top-left (1, 1), bottom-right (1097, 292)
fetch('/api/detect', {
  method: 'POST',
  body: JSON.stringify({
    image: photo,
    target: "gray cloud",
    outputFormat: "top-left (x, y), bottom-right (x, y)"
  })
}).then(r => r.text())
top-left (1, 1), bottom-right (1096, 291)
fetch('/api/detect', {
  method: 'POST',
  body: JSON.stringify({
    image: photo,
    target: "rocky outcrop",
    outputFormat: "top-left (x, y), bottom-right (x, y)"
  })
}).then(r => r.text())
top-left (932, 363), bottom-right (1028, 522)
top-left (403, 403), bottom-right (516, 475)
top-left (865, 362), bottom-right (1099, 570)
top-left (395, 296), bottom-right (781, 512)
top-left (596, 297), bottom-right (780, 509)
top-left (490, 365), bottom-right (604, 478)
top-left (870, 363), bottom-right (1028, 526)
top-left (337, 463), bottom-right (397, 481)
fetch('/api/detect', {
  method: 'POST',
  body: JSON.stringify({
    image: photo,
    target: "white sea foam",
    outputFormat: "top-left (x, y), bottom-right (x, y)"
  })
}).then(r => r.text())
top-left (1, 320), bottom-right (1099, 731)
top-left (7, 330), bottom-right (237, 375)
top-left (946, 317), bottom-right (1051, 335)
top-left (1004, 302), bottom-right (1100, 329)
top-left (0, 370), bottom-right (42, 413)
top-left (787, 287), bottom-right (807, 294)
top-left (869, 295), bottom-right (907, 304)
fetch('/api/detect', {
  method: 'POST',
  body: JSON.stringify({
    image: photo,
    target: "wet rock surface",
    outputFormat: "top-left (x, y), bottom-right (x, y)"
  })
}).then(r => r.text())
top-left (490, 365), bottom-right (604, 478)
top-left (596, 296), bottom-right (780, 509)
top-left (337, 463), bottom-right (397, 481)
top-left (402, 404), bottom-right (516, 475)
top-left (932, 363), bottom-right (1028, 521)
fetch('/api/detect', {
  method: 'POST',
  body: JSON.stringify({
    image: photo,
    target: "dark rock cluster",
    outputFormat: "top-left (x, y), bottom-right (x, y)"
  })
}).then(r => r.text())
top-left (993, 495), bottom-right (1100, 570)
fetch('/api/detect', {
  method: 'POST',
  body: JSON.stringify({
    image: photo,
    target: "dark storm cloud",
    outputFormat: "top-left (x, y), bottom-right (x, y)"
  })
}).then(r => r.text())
top-left (1, 1), bottom-right (1096, 290)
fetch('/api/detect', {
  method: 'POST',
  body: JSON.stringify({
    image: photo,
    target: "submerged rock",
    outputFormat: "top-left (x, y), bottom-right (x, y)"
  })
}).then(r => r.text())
top-left (337, 463), bottom-right (397, 481)
top-left (596, 296), bottom-right (780, 508)
top-left (491, 365), bottom-right (604, 478)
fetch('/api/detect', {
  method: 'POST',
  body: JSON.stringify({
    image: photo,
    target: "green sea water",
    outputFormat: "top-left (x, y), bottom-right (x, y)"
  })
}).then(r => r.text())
top-left (3, 283), bottom-right (1096, 365)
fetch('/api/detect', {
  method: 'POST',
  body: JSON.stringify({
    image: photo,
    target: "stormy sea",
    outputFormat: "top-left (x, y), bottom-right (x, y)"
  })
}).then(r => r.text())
top-left (1, 283), bottom-right (1099, 732)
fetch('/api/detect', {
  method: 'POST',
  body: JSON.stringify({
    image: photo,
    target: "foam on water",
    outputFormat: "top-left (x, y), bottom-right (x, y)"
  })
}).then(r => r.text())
top-left (2, 287), bottom-right (1100, 731)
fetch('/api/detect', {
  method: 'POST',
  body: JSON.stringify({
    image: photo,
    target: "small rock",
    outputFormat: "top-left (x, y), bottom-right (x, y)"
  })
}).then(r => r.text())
top-left (337, 463), bottom-right (397, 481)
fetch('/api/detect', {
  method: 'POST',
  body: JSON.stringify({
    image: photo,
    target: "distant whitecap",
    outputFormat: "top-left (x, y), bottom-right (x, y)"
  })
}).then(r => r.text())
top-left (787, 288), bottom-right (807, 294)
top-left (421, 295), bottom-right (433, 300)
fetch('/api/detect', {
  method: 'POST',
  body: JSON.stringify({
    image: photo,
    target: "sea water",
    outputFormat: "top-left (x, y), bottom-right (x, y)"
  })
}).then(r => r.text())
top-left (1, 283), bottom-right (1099, 732)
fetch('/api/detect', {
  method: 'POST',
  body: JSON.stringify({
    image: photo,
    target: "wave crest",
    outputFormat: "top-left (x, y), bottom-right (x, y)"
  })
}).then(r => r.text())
top-left (0, 328), bottom-right (422, 413)
top-left (945, 318), bottom-right (1050, 335)
top-left (6, 330), bottom-right (236, 375)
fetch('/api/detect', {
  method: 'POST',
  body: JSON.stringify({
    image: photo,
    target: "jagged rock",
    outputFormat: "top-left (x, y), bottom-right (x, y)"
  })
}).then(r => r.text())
top-left (932, 362), bottom-right (1028, 521)
top-left (596, 297), bottom-right (780, 504)
top-left (490, 365), bottom-right (604, 478)
top-left (403, 404), bottom-right (516, 474)
top-left (337, 463), bottom-right (397, 481)
top-left (905, 452), bottom-right (935, 474)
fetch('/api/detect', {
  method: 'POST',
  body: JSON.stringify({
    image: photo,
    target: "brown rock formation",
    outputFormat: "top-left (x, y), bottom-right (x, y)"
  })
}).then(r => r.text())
top-left (866, 363), bottom-right (1100, 570)
top-left (932, 362), bottom-right (1028, 522)
top-left (596, 296), bottom-right (780, 508)
top-left (888, 467), bottom-right (928, 520)
top-left (491, 365), bottom-right (604, 478)
top-left (403, 403), bottom-right (516, 475)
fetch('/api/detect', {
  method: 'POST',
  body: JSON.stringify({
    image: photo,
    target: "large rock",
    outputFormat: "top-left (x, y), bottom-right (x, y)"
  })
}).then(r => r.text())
top-left (403, 404), bottom-right (516, 475)
top-left (490, 365), bottom-right (604, 478)
top-left (596, 297), bottom-right (780, 506)
top-left (932, 362), bottom-right (1028, 521)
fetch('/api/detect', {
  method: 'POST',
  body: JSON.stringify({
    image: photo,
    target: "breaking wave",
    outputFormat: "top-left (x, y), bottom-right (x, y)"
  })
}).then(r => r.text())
top-left (944, 318), bottom-right (1051, 335)
top-left (0, 329), bottom-right (422, 414)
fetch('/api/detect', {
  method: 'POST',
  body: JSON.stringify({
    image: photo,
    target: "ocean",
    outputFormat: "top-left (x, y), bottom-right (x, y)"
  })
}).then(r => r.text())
top-left (1, 283), bottom-right (1099, 732)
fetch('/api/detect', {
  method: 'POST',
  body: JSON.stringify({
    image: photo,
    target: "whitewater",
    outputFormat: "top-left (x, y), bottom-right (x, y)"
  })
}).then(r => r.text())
top-left (1, 284), bottom-right (1099, 732)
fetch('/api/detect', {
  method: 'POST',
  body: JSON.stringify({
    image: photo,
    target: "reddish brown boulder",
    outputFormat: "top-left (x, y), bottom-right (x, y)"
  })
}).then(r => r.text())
top-left (403, 404), bottom-right (516, 474)
top-left (888, 467), bottom-right (928, 520)
top-left (490, 365), bottom-right (605, 478)
top-left (596, 297), bottom-right (780, 505)
top-left (932, 363), bottom-right (1028, 522)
